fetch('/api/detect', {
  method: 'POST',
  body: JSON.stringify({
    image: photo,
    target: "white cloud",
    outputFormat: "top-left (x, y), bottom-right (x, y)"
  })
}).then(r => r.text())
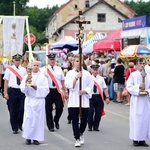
top-left (27, 0), bottom-right (149, 8)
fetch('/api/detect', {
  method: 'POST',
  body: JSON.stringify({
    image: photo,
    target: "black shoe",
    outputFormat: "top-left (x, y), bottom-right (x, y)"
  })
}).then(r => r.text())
top-left (19, 126), bottom-right (22, 131)
top-left (113, 100), bottom-right (121, 103)
top-left (13, 130), bottom-right (18, 134)
top-left (33, 140), bottom-right (40, 145)
top-left (88, 128), bottom-right (92, 131)
top-left (49, 128), bottom-right (55, 132)
top-left (68, 120), bottom-right (71, 124)
top-left (139, 141), bottom-right (149, 147)
top-left (93, 128), bottom-right (99, 131)
top-left (25, 139), bottom-right (31, 145)
top-left (133, 141), bottom-right (139, 147)
top-left (55, 123), bottom-right (60, 129)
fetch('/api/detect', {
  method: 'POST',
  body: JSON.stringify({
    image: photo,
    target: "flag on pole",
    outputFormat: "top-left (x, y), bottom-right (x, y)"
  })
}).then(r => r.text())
top-left (0, 17), bottom-right (3, 58)
top-left (2, 16), bottom-right (25, 57)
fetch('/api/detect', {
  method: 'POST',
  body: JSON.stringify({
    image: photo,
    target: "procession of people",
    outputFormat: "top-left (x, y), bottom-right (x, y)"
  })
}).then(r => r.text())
top-left (2, 47), bottom-right (150, 147)
top-left (1, 51), bottom-right (150, 148)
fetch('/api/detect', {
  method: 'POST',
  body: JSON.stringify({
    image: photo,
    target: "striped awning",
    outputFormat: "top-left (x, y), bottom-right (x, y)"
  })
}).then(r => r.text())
top-left (82, 33), bottom-right (107, 54)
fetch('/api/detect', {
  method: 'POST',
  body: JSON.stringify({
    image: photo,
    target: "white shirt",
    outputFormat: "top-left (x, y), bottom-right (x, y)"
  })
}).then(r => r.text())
top-left (65, 69), bottom-right (93, 108)
top-left (1, 58), bottom-right (9, 74)
top-left (41, 65), bottom-right (65, 88)
top-left (3, 65), bottom-right (27, 88)
top-left (145, 64), bottom-right (150, 74)
top-left (101, 63), bottom-right (107, 76)
top-left (92, 74), bottom-right (107, 95)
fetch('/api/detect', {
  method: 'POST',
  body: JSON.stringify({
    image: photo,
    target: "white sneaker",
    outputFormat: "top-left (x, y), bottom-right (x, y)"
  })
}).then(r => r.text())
top-left (75, 139), bottom-right (81, 147)
top-left (80, 134), bottom-right (84, 145)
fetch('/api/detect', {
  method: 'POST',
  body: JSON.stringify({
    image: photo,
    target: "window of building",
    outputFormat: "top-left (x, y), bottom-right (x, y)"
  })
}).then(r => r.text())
top-left (85, 1), bottom-right (90, 8)
top-left (97, 13), bottom-right (106, 22)
top-left (74, 5), bottom-right (78, 9)
top-left (118, 18), bottom-right (122, 23)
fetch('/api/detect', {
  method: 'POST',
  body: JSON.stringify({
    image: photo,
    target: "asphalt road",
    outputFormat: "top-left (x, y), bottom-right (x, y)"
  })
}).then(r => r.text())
top-left (0, 95), bottom-right (149, 150)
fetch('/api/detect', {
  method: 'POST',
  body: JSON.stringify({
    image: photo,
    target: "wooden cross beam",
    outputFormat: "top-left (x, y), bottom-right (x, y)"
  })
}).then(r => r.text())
top-left (72, 11), bottom-right (90, 118)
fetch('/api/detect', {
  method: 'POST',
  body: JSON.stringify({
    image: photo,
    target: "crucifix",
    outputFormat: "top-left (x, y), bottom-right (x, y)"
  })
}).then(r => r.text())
top-left (72, 11), bottom-right (90, 118)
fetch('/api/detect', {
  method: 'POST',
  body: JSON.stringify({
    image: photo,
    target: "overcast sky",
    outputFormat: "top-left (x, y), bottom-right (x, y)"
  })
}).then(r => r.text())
top-left (27, 0), bottom-right (69, 8)
top-left (27, 0), bottom-right (149, 8)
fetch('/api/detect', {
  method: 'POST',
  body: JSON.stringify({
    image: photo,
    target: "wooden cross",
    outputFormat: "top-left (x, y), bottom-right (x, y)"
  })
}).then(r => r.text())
top-left (72, 11), bottom-right (90, 118)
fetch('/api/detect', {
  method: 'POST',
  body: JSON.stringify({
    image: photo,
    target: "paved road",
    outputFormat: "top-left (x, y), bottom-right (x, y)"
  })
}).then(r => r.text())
top-left (0, 95), bottom-right (149, 150)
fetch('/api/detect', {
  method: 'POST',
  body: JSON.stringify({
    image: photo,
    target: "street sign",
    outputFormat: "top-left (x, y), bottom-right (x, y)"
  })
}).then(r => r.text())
top-left (24, 33), bottom-right (36, 45)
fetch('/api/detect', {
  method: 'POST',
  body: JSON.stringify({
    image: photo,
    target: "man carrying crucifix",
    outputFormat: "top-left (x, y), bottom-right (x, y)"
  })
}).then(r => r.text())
top-left (65, 54), bottom-right (93, 147)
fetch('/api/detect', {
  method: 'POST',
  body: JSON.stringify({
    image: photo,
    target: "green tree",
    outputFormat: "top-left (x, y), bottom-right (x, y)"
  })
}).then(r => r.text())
top-left (22, 5), bottom-right (58, 48)
top-left (124, 0), bottom-right (150, 25)
top-left (23, 5), bottom-right (58, 32)
top-left (0, 0), bottom-right (29, 15)
top-left (0, 0), bottom-right (59, 49)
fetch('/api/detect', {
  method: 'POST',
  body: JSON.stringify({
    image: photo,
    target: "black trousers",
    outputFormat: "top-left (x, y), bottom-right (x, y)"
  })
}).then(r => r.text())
top-left (88, 95), bottom-right (104, 130)
top-left (45, 89), bottom-right (63, 129)
top-left (7, 87), bottom-right (25, 131)
top-left (69, 107), bottom-right (89, 140)
top-left (67, 108), bottom-right (72, 121)
top-left (1, 74), bottom-right (4, 97)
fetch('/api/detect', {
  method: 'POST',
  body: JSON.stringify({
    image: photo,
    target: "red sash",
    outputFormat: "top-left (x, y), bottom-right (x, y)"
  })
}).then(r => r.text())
top-left (8, 66), bottom-right (23, 80)
top-left (94, 81), bottom-right (106, 116)
top-left (47, 68), bottom-right (65, 104)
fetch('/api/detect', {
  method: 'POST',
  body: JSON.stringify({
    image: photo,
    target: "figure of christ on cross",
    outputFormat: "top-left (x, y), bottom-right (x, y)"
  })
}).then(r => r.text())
top-left (72, 11), bottom-right (90, 118)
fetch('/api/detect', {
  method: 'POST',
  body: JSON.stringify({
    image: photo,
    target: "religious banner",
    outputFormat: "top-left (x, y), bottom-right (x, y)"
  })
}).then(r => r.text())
top-left (2, 16), bottom-right (25, 57)
top-left (0, 18), bottom-right (3, 58)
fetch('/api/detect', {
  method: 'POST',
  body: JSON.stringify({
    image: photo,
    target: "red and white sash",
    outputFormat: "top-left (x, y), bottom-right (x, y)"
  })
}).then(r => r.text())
top-left (47, 68), bottom-right (65, 104)
top-left (94, 80), bottom-right (106, 116)
top-left (8, 66), bottom-right (23, 81)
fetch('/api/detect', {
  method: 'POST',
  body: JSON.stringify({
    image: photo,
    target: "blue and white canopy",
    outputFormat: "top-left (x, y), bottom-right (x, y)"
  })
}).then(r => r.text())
top-left (82, 33), bottom-right (107, 54)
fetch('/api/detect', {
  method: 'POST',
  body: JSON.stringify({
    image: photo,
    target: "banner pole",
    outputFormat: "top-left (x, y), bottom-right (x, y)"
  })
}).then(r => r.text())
top-left (25, 16), bottom-right (34, 62)
top-left (13, 1), bottom-right (16, 16)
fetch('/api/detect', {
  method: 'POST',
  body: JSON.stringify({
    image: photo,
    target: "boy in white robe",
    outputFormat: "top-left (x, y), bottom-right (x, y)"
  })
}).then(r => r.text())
top-left (20, 60), bottom-right (49, 145)
top-left (65, 54), bottom-right (93, 147)
top-left (126, 58), bottom-right (150, 147)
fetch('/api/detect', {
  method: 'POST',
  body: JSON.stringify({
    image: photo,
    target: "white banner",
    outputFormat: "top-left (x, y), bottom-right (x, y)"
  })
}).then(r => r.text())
top-left (0, 19), bottom-right (3, 58)
top-left (2, 16), bottom-right (25, 57)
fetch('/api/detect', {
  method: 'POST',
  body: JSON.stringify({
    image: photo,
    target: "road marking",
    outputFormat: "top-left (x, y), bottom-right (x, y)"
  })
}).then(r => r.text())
top-left (44, 125), bottom-right (74, 145)
top-left (106, 109), bottom-right (129, 120)
top-left (50, 132), bottom-right (74, 145)
top-left (39, 143), bottom-right (48, 146)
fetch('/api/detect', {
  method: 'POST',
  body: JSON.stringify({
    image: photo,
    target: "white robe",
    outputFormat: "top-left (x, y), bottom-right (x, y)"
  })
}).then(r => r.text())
top-left (126, 70), bottom-right (150, 141)
top-left (65, 69), bottom-right (93, 108)
top-left (20, 71), bottom-right (49, 141)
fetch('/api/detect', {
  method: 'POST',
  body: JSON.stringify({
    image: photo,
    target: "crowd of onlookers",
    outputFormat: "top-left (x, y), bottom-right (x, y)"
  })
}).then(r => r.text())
top-left (60, 52), bottom-right (150, 107)
top-left (58, 52), bottom-right (136, 106)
